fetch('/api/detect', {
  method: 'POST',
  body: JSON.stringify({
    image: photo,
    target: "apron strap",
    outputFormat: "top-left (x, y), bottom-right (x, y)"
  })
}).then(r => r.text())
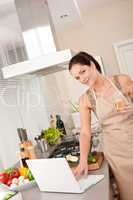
top-left (113, 75), bottom-right (133, 103)
top-left (113, 75), bottom-right (122, 91)
top-left (86, 89), bottom-right (98, 119)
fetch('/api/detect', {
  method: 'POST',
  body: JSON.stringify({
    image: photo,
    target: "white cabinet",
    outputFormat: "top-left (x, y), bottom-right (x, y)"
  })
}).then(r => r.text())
top-left (114, 39), bottom-right (133, 77)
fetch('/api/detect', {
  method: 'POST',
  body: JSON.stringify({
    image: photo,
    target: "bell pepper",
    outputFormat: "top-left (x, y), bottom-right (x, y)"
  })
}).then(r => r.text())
top-left (18, 167), bottom-right (28, 178)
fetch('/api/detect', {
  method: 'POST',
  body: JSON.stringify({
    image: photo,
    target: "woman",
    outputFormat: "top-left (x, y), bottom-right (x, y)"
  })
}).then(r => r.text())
top-left (69, 51), bottom-right (133, 200)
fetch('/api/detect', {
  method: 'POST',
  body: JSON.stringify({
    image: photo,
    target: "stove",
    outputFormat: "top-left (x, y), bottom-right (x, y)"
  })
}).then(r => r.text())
top-left (49, 140), bottom-right (80, 158)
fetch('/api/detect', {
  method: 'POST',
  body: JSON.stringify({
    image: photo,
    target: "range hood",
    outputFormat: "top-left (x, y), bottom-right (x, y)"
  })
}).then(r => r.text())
top-left (1, 0), bottom-right (74, 79)
top-left (2, 49), bottom-right (73, 79)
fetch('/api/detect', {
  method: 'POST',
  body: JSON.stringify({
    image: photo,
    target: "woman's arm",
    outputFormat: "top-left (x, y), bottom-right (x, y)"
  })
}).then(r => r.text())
top-left (79, 94), bottom-right (91, 163)
top-left (74, 93), bottom-right (92, 177)
top-left (117, 74), bottom-right (133, 98)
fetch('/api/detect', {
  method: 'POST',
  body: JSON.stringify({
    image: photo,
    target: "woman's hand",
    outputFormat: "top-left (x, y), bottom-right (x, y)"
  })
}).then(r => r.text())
top-left (73, 160), bottom-right (88, 178)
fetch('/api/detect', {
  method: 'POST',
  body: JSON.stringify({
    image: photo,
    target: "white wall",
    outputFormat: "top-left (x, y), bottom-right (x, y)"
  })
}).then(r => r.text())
top-left (18, 76), bottom-right (49, 142)
top-left (39, 70), bottom-right (86, 132)
top-left (0, 75), bottom-right (49, 168)
top-left (0, 78), bottom-right (22, 168)
top-left (54, 0), bottom-right (133, 75)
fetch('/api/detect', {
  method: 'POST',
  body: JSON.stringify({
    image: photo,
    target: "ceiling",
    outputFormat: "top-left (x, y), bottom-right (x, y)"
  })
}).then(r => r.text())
top-left (0, 0), bottom-right (115, 48)
top-left (77, 0), bottom-right (113, 10)
top-left (0, 0), bottom-right (113, 5)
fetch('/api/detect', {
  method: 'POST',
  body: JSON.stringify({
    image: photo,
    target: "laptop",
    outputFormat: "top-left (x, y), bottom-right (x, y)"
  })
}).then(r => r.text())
top-left (27, 158), bottom-right (104, 194)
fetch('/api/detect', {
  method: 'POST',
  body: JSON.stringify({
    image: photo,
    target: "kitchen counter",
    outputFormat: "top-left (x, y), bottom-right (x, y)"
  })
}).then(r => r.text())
top-left (20, 160), bottom-right (110, 200)
top-left (12, 193), bottom-right (23, 200)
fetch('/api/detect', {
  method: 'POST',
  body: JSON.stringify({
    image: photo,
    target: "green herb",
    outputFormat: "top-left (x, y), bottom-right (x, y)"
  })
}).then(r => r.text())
top-left (41, 128), bottom-right (63, 145)
top-left (88, 154), bottom-right (96, 163)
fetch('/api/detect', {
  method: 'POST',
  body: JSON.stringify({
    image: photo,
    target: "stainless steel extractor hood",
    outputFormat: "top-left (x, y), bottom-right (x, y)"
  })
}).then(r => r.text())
top-left (2, 49), bottom-right (73, 79)
top-left (1, 0), bottom-right (73, 79)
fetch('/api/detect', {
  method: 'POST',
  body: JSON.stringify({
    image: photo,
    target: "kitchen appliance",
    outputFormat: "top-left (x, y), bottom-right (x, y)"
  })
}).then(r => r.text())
top-left (49, 139), bottom-right (80, 158)
top-left (1, 0), bottom-right (74, 79)
top-left (27, 158), bottom-right (104, 193)
top-left (2, 49), bottom-right (73, 79)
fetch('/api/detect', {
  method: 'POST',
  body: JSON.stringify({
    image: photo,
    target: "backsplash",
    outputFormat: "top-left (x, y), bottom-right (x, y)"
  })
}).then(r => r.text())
top-left (39, 69), bottom-right (88, 132)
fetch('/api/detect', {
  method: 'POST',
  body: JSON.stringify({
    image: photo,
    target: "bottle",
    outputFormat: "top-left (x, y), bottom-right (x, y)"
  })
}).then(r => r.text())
top-left (56, 115), bottom-right (66, 135)
top-left (50, 113), bottom-right (56, 128)
top-left (20, 148), bottom-right (29, 167)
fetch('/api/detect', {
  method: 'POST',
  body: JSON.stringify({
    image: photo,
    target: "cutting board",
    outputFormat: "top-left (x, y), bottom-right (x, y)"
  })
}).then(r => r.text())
top-left (68, 152), bottom-right (104, 171)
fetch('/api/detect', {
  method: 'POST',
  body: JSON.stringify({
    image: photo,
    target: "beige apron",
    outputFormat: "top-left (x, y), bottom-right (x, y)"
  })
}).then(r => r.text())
top-left (87, 77), bottom-right (133, 200)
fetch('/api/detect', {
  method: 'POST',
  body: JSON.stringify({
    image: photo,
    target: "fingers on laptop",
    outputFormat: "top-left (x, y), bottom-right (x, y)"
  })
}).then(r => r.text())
top-left (73, 166), bottom-right (88, 179)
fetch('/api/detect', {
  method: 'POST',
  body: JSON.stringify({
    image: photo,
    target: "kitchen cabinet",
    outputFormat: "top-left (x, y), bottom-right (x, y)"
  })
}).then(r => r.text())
top-left (20, 160), bottom-right (110, 200)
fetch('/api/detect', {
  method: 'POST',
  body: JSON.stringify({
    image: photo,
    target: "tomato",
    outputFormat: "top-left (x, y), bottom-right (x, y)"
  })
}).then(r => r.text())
top-left (7, 179), bottom-right (12, 186)
top-left (0, 172), bottom-right (9, 184)
top-left (9, 168), bottom-right (20, 179)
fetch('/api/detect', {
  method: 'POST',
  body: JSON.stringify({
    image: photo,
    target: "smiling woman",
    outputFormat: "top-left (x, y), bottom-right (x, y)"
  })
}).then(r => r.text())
top-left (69, 52), bottom-right (102, 73)
top-left (69, 51), bottom-right (133, 200)
top-left (69, 52), bottom-right (103, 88)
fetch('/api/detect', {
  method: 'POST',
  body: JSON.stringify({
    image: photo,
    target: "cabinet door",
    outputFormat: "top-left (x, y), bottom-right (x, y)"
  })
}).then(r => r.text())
top-left (114, 39), bottom-right (133, 77)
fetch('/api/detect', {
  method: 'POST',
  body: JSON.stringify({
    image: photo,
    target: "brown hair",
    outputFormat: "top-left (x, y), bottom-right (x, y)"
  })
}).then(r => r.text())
top-left (69, 51), bottom-right (101, 73)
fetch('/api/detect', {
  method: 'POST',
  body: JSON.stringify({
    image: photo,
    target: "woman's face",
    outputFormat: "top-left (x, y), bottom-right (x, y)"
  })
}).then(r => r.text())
top-left (70, 62), bottom-right (98, 88)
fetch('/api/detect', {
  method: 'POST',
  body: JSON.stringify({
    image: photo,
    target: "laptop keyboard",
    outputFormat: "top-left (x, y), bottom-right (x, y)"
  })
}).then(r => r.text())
top-left (78, 175), bottom-right (104, 191)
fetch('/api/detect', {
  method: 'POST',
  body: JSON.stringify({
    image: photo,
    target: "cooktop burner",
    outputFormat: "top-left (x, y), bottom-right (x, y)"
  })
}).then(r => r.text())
top-left (49, 140), bottom-right (80, 158)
